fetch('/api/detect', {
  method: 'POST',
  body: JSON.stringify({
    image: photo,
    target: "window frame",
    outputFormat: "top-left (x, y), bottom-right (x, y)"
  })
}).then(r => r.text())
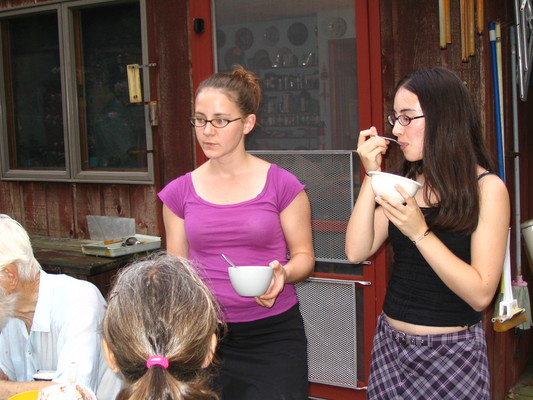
top-left (0, 0), bottom-right (154, 184)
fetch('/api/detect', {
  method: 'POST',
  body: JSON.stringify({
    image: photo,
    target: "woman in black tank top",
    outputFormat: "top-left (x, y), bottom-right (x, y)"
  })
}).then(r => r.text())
top-left (346, 67), bottom-right (510, 400)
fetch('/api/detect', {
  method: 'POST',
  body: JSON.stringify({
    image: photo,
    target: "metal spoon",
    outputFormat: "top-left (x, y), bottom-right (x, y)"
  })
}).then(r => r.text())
top-left (221, 254), bottom-right (237, 268)
top-left (373, 135), bottom-right (404, 146)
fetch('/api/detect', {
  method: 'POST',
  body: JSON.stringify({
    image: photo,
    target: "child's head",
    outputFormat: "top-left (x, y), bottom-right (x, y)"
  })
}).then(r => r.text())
top-left (102, 253), bottom-right (221, 400)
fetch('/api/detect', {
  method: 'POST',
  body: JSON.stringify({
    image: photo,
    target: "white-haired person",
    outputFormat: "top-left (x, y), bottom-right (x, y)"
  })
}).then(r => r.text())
top-left (0, 214), bottom-right (122, 400)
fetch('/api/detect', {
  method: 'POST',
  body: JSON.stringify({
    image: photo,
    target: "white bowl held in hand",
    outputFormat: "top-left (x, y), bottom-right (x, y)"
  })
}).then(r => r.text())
top-left (367, 171), bottom-right (422, 203)
top-left (228, 266), bottom-right (273, 297)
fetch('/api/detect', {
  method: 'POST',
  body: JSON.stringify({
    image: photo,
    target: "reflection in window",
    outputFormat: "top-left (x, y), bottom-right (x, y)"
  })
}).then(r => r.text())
top-left (76, 3), bottom-right (147, 171)
top-left (214, 1), bottom-right (358, 151)
top-left (0, 0), bottom-right (151, 182)
top-left (3, 13), bottom-right (64, 170)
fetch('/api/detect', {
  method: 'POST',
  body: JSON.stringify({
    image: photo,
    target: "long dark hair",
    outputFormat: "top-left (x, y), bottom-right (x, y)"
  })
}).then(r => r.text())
top-left (394, 67), bottom-right (497, 234)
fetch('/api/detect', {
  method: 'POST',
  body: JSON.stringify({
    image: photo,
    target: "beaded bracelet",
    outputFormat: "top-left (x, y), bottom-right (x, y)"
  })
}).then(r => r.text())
top-left (412, 229), bottom-right (431, 245)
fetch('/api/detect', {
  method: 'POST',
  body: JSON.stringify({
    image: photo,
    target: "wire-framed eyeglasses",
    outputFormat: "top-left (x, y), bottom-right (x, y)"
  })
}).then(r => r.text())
top-left (190, 117), bottom-right (243, 128)
top-left (387, 114), bottom-right (425, 127)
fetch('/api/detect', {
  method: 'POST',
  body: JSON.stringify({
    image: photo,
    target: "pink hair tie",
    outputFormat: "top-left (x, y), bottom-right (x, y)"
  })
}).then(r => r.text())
top-left (146, 355), bottom-right (169, 369)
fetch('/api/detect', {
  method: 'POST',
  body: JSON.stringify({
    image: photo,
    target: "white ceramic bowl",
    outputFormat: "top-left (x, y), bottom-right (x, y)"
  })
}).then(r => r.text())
top-left (368, 171), bottom-right (422, 202)
top-left (228, 266), bottom-right (273, 297)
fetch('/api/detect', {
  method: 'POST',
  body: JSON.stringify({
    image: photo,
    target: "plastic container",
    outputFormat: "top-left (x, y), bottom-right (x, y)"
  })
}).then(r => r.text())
top-left (7, 391), bottom-right (40, 400)
top-left (81, 234), bottom-right (161, 258)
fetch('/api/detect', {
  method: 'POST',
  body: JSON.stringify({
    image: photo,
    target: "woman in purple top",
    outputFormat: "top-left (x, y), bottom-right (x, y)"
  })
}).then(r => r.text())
top-left (158, 65), bottom-right (314, 399)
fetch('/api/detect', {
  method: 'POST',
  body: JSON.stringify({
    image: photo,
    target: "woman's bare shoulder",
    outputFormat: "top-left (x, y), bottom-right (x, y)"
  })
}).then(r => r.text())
top-left (478, 172), bottom-right (510, 216)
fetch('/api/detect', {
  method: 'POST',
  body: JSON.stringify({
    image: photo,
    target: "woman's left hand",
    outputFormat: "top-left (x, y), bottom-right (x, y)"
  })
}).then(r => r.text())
top-left (256, 260), bottom-right (286, 308)
top-left (375, 184), bottom-right (428, 242)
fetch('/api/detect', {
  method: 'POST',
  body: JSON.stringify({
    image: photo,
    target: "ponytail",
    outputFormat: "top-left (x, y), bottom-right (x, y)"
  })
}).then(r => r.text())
top-left (102, 253), bottom-right (221, 400)
top-left (116, 366), bottom-right (216, 400)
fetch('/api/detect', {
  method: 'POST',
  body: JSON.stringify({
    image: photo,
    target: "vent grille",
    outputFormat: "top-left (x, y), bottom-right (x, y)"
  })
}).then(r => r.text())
top-left (250, 151), bottom-right (359, 263)
top-left (296, 277), bottom-right (360, 388)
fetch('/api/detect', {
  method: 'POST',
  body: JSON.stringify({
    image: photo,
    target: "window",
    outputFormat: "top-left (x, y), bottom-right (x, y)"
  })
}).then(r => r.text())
top-left (213, 0), bottom-right (358, 151)
top-left (0, 0), bottom-right (154, 183)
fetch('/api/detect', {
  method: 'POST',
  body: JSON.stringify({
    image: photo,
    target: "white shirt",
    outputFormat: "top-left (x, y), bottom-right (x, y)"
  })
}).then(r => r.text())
top-left (0, 271), bottom-right (122, 400)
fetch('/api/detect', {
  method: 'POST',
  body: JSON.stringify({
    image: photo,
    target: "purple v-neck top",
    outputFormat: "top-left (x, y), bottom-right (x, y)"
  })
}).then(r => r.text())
top-left (158, 164), bottom-right (305, 322)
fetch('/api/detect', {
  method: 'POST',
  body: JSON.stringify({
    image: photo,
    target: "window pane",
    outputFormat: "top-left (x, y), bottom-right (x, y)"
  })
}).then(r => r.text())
top-left (76, 2), bottom-right (147, 171)
top-left (2, 13), bottom-right (64, 170)
top-left (214, 1), bottom-right (358, 151)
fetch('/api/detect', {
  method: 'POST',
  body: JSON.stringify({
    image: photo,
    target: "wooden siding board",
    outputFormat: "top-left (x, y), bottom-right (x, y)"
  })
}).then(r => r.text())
top-left (130, 184), bottom-right (159, 235)
top-left (0, 180), bottom-right (23, 221)
top-left (22, 183), bottom-right (49, 235)
top-left (101, 184), bottom-right (131, 217)
top-left (72, 184), bottom-right (104, 238)
top-left (44, 183), bottom-right (75, 238)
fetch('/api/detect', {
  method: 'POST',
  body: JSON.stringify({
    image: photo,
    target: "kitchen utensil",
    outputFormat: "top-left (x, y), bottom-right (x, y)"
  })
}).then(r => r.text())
top-left (328, 17), bottom-right (347, 38)
top-left (252, 49), bottom-right (272, 69)
top-left (287, 22), bottom-right (308, 46)
top-left (301, 52), bottom-right (316, 66)
top-left (228, 266), bottom-right (273, 297)
top-left (222, 254), bottom-right (237, 268)
top-left (235, 27), bottom-right (253, 50)
top-left (367, 171), bottom-right (422, 203)
top-left (263, 25), bottom-right (280, 46)
top-left (372, 135), bottom-right (404, 145)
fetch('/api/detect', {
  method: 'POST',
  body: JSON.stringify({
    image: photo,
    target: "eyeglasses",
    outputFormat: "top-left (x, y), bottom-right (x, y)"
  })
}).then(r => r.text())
top-left (387, 114), bottom-right (425, 127)
top-left (190, 117), bottom-right (243, 128)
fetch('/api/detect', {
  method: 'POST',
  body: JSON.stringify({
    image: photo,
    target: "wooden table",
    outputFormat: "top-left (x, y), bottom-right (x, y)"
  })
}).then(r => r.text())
top-left (30, 235), bottom-right (153, 297)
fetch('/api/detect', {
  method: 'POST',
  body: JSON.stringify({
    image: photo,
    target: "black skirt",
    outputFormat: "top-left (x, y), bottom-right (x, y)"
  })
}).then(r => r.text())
top-left (213, 304), bottom-right (308, 400)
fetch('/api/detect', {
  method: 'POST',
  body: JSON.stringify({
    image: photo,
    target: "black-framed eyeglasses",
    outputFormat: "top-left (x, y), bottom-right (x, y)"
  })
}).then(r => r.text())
top-left (190, 117), bottom-right (243, 128)
top-left (387, 114), bottom-right (425, 127)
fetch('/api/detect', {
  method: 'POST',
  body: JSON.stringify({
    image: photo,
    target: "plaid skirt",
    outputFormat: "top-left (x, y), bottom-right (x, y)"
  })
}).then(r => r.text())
top-left (367, 313), bottom-right (490, 400)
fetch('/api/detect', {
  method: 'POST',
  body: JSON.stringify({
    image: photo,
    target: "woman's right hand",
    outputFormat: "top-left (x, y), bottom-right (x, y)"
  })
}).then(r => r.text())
top-left (356, 126), bottom-right (389, 175)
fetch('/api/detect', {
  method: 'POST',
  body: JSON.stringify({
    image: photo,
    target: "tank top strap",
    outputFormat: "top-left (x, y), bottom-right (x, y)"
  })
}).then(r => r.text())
top-left (477, 171), bottom-right (496, 180)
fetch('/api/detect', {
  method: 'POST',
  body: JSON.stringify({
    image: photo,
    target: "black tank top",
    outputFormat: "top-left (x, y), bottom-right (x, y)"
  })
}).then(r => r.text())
top-left (382, 207), bottom-right (483, 327)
